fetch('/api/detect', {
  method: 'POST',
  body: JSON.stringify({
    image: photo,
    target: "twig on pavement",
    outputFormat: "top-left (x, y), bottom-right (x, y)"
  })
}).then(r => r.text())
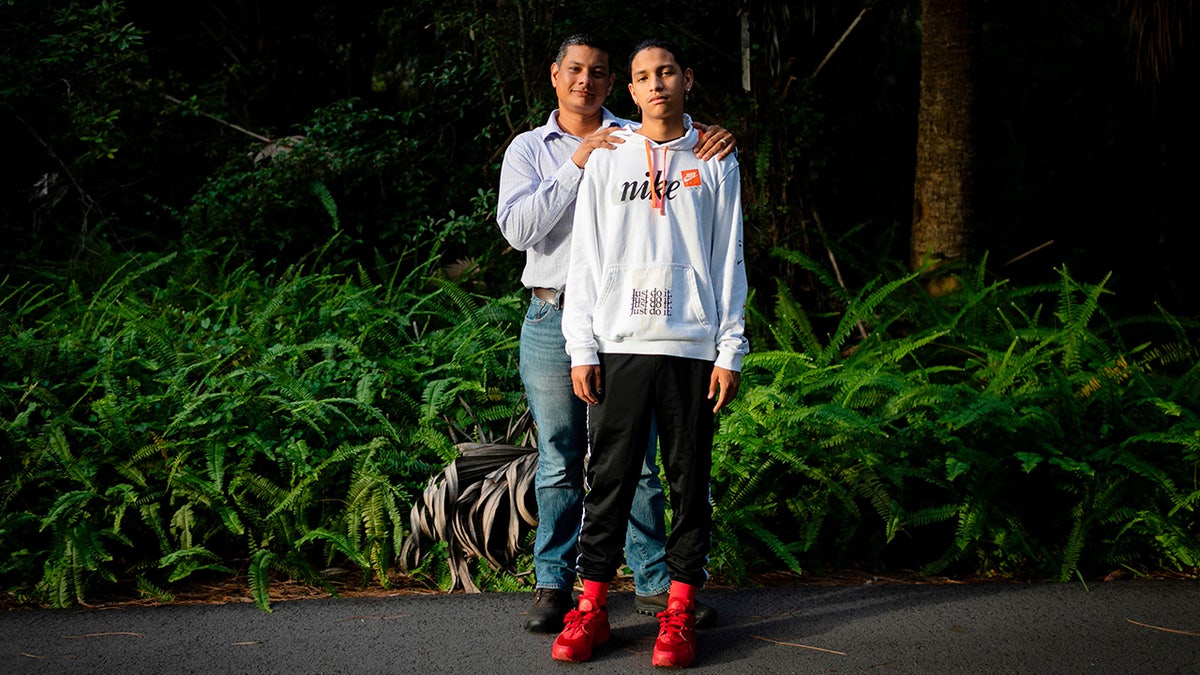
top-left (752, 635), bottom-right (848, 655)
top-left (1125, 618), bottom-right (1200, 637)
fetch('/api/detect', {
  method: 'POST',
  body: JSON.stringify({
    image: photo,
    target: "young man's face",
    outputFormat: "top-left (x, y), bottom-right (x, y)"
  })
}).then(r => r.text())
top-left (550, 45), bottom-right (615, 117)
top-left (628, 47), bottom-right (693, 123)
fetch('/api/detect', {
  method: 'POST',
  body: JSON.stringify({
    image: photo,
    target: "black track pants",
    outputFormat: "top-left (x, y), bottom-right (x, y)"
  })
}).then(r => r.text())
top-left (576, 353), bottom-right (714, 588)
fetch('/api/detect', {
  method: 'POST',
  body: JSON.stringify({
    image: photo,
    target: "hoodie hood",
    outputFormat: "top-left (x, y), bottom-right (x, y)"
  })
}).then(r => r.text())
top-left (614, 116), bottom-right (700, 215)
top-left (615, 113), bottom-right (700, 150)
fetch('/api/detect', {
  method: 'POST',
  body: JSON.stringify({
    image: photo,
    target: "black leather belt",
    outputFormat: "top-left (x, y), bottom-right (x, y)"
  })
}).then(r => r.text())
top-left (532, 287), bottom-right (564, 309)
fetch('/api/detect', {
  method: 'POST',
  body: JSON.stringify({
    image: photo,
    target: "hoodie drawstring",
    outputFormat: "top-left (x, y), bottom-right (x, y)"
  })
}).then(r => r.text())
top-left (644, 140), bottom-right (668, 216)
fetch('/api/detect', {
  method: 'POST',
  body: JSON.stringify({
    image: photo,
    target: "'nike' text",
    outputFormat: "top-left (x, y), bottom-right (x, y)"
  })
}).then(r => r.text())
top-left (620, 170), bottom-right (681, 203)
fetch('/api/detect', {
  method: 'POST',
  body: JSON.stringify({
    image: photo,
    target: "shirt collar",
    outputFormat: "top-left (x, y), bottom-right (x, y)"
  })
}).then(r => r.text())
top-left (542, 107), bottom-right (622, 140)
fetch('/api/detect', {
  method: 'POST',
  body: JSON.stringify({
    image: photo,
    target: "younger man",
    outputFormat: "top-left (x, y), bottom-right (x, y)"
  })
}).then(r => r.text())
top-left (555, 38), bottom-right (748, 668)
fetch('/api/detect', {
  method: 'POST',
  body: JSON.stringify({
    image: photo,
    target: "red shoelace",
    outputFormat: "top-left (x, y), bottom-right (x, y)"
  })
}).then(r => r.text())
top-left (561, 605), bottom-right (604, 637)
top-left (657, 608), bottom-right (694, 640)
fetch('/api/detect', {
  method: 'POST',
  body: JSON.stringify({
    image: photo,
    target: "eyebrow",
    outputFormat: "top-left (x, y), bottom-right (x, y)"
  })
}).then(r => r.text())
top-left (565, 60), bottom-right (608, 71)
top-left (631, 65), bottom-right (675, 77)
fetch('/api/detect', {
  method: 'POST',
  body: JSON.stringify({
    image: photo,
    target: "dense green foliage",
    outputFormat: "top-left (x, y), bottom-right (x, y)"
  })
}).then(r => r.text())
top-left (4, 237), bottom-right (1199, 607)
top-left (0, 234), bottom-right (527, 609)
top-left (712, 251), bottom-right (1200, 582)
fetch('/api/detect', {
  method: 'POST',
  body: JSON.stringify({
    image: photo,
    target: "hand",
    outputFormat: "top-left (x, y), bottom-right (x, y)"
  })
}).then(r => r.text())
top-left (571, 126), bottom-right (624, 168)
top-left (708, 366), bottom-right (741, 413)
top-left (692, 123), bottom-right (737, 161)
top-left (572, 365), bottom-right (603, 406)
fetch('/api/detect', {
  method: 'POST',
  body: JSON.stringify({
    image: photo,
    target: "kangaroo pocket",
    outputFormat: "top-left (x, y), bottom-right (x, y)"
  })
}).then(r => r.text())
top-left (593, 263), bottom-right (713, 343)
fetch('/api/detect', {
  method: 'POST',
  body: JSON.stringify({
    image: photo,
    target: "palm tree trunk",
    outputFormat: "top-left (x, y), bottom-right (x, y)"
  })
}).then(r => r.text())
top-left (911, 0), bottom-right (978, 274)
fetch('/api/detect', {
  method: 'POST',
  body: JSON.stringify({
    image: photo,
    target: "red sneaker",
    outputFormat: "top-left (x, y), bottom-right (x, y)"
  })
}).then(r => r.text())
top-left (652, 605), bottom-right (697, 668)
top-left (551, 595), bottom-right (610, 662)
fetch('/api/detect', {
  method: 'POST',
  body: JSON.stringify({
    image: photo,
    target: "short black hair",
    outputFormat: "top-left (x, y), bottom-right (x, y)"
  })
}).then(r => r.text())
top-left (555, 33), bottom-right (612, 66)
top-left (628, 38), bottom-right (688, 73)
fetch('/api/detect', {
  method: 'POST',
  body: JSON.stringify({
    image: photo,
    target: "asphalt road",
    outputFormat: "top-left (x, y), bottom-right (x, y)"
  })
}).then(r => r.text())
top-left (3, 580), bottom-right (1199, 674)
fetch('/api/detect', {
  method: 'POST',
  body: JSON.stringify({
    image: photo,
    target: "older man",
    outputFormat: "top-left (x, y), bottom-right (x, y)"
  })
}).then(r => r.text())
top-left (496, 33), bottom-right (733, 634)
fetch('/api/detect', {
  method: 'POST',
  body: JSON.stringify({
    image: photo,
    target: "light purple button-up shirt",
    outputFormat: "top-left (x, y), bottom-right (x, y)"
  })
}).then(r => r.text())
top-left (496, 108), bottom-right (625, 291)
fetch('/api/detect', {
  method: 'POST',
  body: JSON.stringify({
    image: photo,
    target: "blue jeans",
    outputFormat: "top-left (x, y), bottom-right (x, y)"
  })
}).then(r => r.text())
top-left (519, 294), bottom-right (670, 596)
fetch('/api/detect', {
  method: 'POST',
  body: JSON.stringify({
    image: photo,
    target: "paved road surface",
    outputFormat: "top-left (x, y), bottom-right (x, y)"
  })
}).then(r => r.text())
top-left (3, 580), bottom-right (1199, 673)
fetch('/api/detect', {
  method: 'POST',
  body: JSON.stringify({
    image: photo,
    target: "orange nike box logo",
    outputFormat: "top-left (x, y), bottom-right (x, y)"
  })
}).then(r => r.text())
top-left (681, 169), bottom-right (702, 188)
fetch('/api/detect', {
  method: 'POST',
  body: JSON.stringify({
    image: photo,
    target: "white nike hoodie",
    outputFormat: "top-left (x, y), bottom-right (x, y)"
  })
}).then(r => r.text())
top-left (562, 122), bottom-right (749, 371)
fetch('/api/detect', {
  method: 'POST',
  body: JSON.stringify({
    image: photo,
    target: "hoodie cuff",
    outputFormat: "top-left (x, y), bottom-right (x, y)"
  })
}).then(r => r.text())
top-left (715, 350), bottom-right (744, 373)
top-left (569, 349), bottom-right (600, 368)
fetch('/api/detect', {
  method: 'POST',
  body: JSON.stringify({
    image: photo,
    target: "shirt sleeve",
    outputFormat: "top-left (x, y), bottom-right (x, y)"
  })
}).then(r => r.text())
top-left (496, 135), bottom-right (584, 251)
top-left (710, 157), bottom-right (750, 372)
top-left (562, 158), bottom-right (603, 367)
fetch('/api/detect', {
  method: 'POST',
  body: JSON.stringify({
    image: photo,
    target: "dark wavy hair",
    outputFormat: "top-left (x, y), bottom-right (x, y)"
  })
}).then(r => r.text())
top-left (628, 38), bottom-right (688, 72)
top-left (555, 33), bottom-right (612, 66)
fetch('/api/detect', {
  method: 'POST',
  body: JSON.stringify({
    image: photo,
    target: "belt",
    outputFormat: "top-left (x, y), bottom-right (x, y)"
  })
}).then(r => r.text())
top-left (532, 287), bottom-right (564, 309)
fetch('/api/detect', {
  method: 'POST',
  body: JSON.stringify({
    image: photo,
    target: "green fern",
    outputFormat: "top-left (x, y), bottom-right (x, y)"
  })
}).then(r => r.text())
top-left (310, 181), bottom-right (340, 230)
top-left (248, 548), bottom-right (275, 612)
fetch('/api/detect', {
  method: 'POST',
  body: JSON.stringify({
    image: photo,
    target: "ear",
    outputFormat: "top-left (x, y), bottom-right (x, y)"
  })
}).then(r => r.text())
top-left (684, 68), bottom-right (694, 91)
top-left (550, 62), bottom-right (561, 86)
top-left (627, 81), bottom-right (635, 100)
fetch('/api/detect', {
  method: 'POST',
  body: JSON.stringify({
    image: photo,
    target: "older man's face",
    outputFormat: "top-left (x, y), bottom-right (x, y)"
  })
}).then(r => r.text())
top-left (550, 45), bottom-right (614, 117)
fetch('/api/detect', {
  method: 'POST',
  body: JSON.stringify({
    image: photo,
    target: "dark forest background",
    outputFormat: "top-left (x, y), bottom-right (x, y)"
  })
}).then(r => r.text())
top-left (4, 0), bottom-right (1197, 314)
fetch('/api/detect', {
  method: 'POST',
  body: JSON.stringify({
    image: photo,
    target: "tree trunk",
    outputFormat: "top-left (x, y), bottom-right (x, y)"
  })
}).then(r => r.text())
top-left (910, 0), bottom-right (977, 274)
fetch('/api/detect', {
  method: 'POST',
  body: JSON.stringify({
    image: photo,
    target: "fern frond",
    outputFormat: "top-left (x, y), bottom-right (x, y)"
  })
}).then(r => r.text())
top-left (903, 503), bottom-right (959, 528)
top-left (310, 181), bottom-right (340, 230)
top-left (771, 246), bottom-right (848, 302)
top-left (769, 279), bottom-right (823, 355)
top-left (248, 548), bottom-right (275, 612)
top-left (297, 527), bottom-right (371, 569)
top-left (820, 271), bottom-right (920, 364)
top-left (845, 468), bottom-right (897, 540)
top-left (741, 517), bottom-right (805, 575)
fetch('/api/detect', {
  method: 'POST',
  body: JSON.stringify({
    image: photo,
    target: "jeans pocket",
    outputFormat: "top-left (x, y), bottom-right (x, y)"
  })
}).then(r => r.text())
top-left (524, 297), bottom-right (554, 325)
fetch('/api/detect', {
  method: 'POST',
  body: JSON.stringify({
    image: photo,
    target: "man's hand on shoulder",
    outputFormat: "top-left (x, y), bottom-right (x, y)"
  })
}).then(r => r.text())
top-left (693, 123), bottom-right (737, 161)
top-left (571, 126), bottom-right (624, 168)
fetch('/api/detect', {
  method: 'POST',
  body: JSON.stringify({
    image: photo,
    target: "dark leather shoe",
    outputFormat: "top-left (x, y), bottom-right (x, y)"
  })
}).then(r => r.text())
top-left (634, 592), bottom-right (717, 629)
top-left (524, 588), bottom-right (574, 633)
